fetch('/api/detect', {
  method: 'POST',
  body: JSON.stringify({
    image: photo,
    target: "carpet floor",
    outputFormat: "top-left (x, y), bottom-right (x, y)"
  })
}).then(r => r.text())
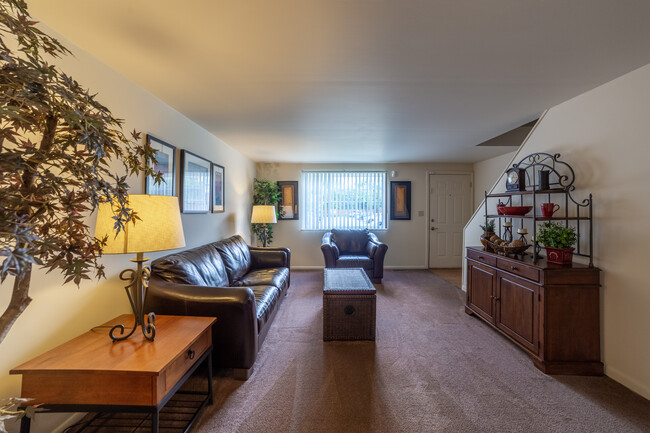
top-left (191, 270), bottom-right (650, 433)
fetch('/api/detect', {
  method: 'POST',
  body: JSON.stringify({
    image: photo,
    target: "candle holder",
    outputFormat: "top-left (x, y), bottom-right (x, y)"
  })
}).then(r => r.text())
top-left (503, 222), bottom-right (513, 243)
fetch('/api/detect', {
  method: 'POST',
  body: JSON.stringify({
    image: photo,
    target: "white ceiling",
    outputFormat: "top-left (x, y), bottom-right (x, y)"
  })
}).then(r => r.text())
top-left (28, 0), bottom-right (650, 163)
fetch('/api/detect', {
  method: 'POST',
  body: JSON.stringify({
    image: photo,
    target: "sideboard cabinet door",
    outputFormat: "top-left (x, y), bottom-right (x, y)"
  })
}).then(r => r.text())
top-left (467, 261), bottom-right (497, 323)
top-left (496, 271), bottom-right (539, 355)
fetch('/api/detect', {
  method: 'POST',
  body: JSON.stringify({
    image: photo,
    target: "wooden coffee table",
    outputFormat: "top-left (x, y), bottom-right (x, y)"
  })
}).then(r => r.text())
top-left (10, 314), bottom-right (216, 433)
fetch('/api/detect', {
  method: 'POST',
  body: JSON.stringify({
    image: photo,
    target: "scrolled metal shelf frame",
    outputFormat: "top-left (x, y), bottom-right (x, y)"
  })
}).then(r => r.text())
top-left (486, 152), bottom-right (594, 267)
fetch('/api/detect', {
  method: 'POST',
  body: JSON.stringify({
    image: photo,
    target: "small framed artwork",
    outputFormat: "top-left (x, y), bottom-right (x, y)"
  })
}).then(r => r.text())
top-left (390, 181), bottom-right (411, 220)
top-left (144, 134), bottom-right (176, 196)
top-left (211, 163), bottom-right (225, 213)
top-left (180, 150), bottom-right (211, 213)
top-left (277, 181), bottom-right (298, 220)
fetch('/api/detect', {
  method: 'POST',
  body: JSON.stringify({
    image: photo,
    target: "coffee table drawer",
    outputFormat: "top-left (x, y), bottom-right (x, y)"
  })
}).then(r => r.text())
top-left (164, 330), bottom-right (210, 393)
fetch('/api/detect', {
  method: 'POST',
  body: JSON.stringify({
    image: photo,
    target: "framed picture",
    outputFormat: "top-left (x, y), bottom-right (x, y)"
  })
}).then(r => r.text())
top-left (144, 134), bottom-right (176, 196)
top-left (180, 150), bottom-right (211, 213)
top-left (211, 163), bottom-right (225, 213)
top-left (390, 181), bottom-right (411, 220)
top-left (278, 181), bottom-right (298, 220)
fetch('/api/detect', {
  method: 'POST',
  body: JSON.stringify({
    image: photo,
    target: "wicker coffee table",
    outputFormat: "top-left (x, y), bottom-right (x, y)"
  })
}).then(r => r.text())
top-left (323, 268), bottom-right (376, 341)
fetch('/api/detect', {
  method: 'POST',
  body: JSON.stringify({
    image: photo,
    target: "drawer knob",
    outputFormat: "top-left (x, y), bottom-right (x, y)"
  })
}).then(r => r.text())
top-left (187, 349), bottom-right (195, 360)
top-left (511, 266), bottom-right (518, 271)
top-left (478, 256), bottom-right (485, 260)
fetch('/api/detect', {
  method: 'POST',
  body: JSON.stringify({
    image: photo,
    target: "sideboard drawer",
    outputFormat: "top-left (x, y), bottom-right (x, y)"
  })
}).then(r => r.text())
top-left (497, 258), bottom-right (539, 282)
top-left (466, 248), bottom-right (497, 267)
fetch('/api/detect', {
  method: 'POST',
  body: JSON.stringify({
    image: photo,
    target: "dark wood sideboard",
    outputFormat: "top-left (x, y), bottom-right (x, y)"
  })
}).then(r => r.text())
top-left (465, 246), bottom-right (602, 375)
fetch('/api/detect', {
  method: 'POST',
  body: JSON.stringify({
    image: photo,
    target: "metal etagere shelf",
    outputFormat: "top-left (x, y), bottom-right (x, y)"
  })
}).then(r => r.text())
top-left (484, 152), bottom-right (594, 267)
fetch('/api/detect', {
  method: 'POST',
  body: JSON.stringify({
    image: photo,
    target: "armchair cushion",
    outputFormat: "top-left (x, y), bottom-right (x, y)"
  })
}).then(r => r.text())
top-left (332, 228), bottom-right (369, 254)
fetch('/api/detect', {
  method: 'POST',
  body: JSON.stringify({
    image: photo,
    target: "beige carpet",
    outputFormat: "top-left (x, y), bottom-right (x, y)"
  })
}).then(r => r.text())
top-left (193, 270), bottom-right (650, 433)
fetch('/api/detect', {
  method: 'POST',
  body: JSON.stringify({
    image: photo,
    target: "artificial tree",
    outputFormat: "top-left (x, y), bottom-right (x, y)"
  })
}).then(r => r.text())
top-left (251, 179), bottom-right (282, 246)
top-left (0, 0), bottom-right (162, 347)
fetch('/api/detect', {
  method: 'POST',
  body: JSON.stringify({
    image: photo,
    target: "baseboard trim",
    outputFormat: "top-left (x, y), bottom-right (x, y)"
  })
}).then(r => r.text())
top-left (385, 266), bottom-right (428, 270)
top-left (604, 365), bottom-right (650, 401)
top-left (291, 266), bottom-right (429, 271)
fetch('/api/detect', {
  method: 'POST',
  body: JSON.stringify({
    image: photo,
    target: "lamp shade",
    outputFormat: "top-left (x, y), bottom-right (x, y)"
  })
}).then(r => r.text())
top-left (251, 205), bottom-right (277, 224)
top-left (94, 194), bottom-right (185, 254)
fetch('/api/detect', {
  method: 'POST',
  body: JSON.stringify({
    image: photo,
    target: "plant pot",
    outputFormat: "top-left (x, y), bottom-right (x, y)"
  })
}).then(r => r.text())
top-left (544, 246), bottom-right (575, 265)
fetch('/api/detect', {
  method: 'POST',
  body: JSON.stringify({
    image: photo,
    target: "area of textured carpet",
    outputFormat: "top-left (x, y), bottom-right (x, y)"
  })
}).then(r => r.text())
top-left (191, 270), bottom-right (650, 433)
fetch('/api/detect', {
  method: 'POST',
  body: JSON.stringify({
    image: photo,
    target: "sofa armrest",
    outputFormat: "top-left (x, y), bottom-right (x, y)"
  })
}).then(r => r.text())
top-left (368, 233), bottom-right (388, 279)
top-left (321, 232), bottom-right (338, 268)
top-left (249, 246), bottom-right (291, 269)
top-left (145, 276), bottom-right (258, 370)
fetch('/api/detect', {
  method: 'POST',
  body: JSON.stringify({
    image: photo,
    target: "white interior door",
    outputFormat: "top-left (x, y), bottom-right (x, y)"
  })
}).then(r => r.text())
top-left (428, 174), bottom-right (472, 268)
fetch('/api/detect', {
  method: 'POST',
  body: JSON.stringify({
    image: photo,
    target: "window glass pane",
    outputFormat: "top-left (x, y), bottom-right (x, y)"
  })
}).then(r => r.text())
top-left (301, 171), bottom-right (386, 230)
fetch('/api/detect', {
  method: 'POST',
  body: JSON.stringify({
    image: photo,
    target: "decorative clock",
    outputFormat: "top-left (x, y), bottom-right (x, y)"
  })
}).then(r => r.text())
top-left (505, 167), bottom-right (526, 191)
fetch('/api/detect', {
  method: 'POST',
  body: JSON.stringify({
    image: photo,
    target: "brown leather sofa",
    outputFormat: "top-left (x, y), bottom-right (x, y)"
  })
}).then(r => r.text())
top-left (321, 228), bottom-right (388, 283)
top-left (145, 235), bottom-right (290, 379)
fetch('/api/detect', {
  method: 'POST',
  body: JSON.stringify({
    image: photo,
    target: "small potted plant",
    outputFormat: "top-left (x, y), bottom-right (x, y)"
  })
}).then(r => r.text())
top-left (479, 219), bottom-right (496, 250)
top-left (536, 221), bottom-right (577, 264)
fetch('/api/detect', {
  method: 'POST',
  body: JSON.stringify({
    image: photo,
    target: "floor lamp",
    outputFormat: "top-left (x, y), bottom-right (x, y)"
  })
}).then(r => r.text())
top-left (251, 205), bottom-right (277, 247)
top-left (94, 194), bottom-right (185, 342)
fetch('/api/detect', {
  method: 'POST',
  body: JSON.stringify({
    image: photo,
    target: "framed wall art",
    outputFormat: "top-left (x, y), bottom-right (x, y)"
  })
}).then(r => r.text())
top-left (278, 181), bottom-right (298, 220)
top-left (180, 150), bottom-right (211, 213)
top-left (211, 163), bottom-right (225, 213)
top-left (144, 134), bottom-right (176, 196)
top-left (390, 181), bottom-right (411, 220)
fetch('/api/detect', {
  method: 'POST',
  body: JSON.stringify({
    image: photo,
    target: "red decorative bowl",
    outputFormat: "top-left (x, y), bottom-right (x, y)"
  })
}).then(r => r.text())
top-left (500, 206), bottom-right (532, 216)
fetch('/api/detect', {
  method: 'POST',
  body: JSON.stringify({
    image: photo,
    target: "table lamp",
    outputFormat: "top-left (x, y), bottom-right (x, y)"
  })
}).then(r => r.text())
top-left (94, 194), bottom-right (185, 342)
top-left (251, 205), bottom-right (277, 247)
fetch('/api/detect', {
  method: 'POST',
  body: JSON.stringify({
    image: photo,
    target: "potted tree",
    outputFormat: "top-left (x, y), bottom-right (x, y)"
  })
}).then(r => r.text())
top-left (479, 219), bottom-right (496, 250)
top-left (251, 179), bottom-right (282, 246)
top-left (536, 222), bottom-right (577, 265)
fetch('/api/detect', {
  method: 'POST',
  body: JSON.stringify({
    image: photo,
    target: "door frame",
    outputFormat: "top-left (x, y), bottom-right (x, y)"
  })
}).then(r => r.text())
top-left (425, 171), bottom-right (474, 268)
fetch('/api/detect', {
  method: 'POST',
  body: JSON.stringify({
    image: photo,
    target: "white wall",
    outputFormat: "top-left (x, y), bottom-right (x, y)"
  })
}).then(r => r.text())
top-left (0, 24), bottom-right (255, 431)
top-left (463, 63), bottom-right (650, 400)
top-left (473, 150), bottom-right (518, 207)
top-left (257, 162), bottom-right (473, 269)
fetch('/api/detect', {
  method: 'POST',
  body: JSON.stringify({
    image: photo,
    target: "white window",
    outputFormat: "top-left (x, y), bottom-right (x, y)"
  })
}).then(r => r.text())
top-left (302, 171), bottom-right (386, 230)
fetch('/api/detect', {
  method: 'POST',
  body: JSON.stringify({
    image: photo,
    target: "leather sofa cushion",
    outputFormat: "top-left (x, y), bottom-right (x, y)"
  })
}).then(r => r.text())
top-left (214, 235), bottom-right (252, 284)
top-left (250, 285), bottom-right (280, 332)
top-left (235, 267), bottom-right (290, 292)
top-left (336, 255), bottom-right (373, 270)
top-left (151, 244), bottom-right (229, 287)
top-left (332, 229), bottom-right (369, 254)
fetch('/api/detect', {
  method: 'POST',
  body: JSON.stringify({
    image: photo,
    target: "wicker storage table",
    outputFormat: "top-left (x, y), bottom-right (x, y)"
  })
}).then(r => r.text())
top-left (323, 268), bottom-right (376, 341)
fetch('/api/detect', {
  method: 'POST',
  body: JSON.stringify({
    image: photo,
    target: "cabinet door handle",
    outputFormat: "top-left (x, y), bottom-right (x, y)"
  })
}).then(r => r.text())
top-left (494, 297), bottom-right (500, 301)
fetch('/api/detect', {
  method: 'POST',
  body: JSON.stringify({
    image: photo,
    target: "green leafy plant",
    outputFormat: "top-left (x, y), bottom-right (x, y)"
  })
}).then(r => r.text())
top-left (0, 0), bottom-right (162, 346)
top-left (536, 222), bottom-right (577, 249)
top-left (251, 179), bottom-right (282, 246)
top-left (480, 219), bottom-right (495, 233)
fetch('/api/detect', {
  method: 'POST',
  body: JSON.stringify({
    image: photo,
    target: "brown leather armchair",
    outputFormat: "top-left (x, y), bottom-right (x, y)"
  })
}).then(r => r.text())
top-left (321, 229), bottom-right (388, 283)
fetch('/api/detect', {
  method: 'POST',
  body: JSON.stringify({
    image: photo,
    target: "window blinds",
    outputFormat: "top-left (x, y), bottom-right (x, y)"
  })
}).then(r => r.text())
top-left (302, 171), bottom-right (386, 230)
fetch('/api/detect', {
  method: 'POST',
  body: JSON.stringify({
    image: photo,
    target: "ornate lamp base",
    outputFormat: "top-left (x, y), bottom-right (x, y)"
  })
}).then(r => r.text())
top-left (109, 253), bottom-right (157, 342)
